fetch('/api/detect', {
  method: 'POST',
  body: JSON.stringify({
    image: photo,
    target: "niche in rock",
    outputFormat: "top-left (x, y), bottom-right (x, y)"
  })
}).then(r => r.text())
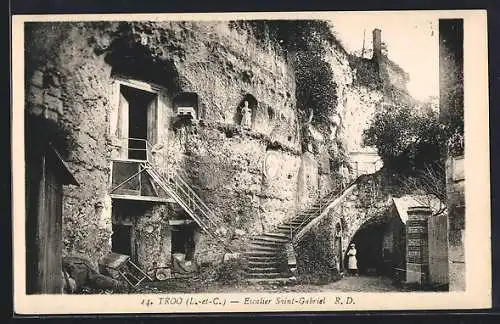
top-left (174, 92), bottom-right (199, 121)
top-left (234, 94), bottom-right (257, 129)
top-left (173, 92), bottom-right (199, 143)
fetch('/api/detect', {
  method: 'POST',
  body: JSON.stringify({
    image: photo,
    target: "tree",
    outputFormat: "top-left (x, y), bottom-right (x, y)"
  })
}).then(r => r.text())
top-left (399, 162), bottom-right (447, 216)
top-left (363, 100), bottom-right (450, 215)
top-left (362, 102), bottom-right (447, 173)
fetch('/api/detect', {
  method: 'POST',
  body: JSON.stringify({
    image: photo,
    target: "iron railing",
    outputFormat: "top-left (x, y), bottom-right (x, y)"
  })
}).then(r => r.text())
top-left (111, 137), bottom-right (231, 251)
top-left (143, 163), bottom-right (231, 251)
top-left (289, 182), bottom-right (349, 238)
top-left (114, 137), bottom-right (153, 162)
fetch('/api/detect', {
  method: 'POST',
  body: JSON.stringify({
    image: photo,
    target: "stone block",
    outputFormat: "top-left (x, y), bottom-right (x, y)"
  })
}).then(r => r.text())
top-left (30, 105), bottom-right (45, 117)
top-left (45, 109), bottom-right (59, 123)
top-left (47, 85), bottom-right (63, 98)
top-left (406, 263), bottom-right (427, 284)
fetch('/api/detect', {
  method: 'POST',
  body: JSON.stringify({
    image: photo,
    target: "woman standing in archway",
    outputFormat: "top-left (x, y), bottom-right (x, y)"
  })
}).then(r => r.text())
top-left (347, 243), bottom-right (358, 276)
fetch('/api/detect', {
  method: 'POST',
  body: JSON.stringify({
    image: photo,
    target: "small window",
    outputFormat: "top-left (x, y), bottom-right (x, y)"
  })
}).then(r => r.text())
top-left (174, 92), bottom-right (199, 120)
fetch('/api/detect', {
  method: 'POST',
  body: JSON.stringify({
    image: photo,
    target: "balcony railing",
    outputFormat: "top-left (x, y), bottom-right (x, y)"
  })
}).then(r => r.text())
top-left (125, 137), bottom-right (153, 162)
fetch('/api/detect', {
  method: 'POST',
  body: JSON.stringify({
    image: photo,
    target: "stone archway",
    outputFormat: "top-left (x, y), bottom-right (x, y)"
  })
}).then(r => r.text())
top-left (342, 206), bottom-right (393, 276)
top-left (345, 222), bottom-right (386, 275)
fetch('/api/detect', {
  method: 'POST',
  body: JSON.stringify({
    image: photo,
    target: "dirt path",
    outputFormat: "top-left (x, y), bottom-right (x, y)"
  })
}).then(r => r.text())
top-left (135, 275), bottom-right (407, 294)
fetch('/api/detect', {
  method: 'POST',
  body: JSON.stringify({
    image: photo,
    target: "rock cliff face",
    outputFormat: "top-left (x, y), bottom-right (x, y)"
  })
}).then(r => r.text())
top-left (25, 20), bottom-right (386, 270)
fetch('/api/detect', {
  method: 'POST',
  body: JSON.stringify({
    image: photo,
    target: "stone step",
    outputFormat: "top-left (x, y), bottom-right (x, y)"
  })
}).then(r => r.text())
top-left (246, 241), bottom-right (285, 251)
top-left (244, 250), bottom-right (281, 257)
top-left (246, 267), bottom-right (281, 273)
top-left (246, 272), bottom-right (283, 279)
top-left (250, 235), bottom-right (289, 244)
top-left (246, 277), bottom-right (297, 284)
top-left (262, 232), bottom-right (290, 239)
top-left (247, 260), bottom-right (282, 266)
top-left (276, 223), bottom-right (303, 231)
top-left (247, 244), bottom-right (281, 252)
top-left (246, 255), bottom-right (281, 264)
top-left (274, 228), bottom-right (294, 234)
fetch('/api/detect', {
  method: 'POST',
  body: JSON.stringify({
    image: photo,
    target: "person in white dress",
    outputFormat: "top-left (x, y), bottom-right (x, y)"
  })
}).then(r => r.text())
top-left (347, 243), bottom-right (358, 276)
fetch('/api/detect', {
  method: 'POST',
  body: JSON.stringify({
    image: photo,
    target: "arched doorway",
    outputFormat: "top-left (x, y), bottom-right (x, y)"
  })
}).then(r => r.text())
top-left (344, 216), bottom-right (390, 276)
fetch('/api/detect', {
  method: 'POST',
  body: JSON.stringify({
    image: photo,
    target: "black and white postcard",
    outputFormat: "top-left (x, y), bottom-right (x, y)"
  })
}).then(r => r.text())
top-left (11, 10), bottom-right (490, 314)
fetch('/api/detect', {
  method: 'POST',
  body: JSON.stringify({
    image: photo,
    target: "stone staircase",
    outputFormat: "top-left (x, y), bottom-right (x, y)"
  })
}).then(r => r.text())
top-left (244, 185), bottom-right (347, 281)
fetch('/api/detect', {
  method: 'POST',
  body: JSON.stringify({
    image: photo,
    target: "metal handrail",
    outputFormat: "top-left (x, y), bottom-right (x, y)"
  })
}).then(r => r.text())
top-left (150, 166), bottom-right (222, 230)
top-left (116, 137), bottom-right (153, 162)
top-left (144, 163), bottom-right (222, 232)
top-left (170, 173), bottom-right (221, 225)
top-left (144, 165), bottom-right (221, 236)
top-left (112, 137), bottom-right (230, 250)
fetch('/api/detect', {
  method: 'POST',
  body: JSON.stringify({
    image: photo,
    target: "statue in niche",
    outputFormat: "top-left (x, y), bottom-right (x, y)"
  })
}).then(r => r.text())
top-left (240, 100), bottom-right (252, 130)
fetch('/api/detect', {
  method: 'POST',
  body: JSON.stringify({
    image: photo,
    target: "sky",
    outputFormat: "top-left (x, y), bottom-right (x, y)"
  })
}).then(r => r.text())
top-left (330, 13), bottom-right (439, 101)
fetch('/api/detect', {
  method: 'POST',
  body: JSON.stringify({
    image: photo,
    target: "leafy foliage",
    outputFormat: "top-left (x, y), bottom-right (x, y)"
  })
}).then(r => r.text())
top-left (398, 163), bottom-right (447, 215)
top-left (214, 257), bottom-right (248, 285)
top-left (362, 103), bottom-right (447, 173)
top-left (294, 51), bottom-right (338, 126)
top-left (231, 20), bottom-right (340, 128)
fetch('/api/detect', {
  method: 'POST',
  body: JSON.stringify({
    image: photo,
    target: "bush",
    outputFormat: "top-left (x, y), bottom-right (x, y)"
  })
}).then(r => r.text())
top-left (214, 257), bottom-right (248, 285)
top-left (294, 218), bottom-right (342, 284)
top-left (362, 103), bottom-right (446, 173)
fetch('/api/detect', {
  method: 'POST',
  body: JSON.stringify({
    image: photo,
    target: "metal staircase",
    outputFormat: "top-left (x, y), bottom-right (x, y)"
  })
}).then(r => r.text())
top-left (143, 162), bottom-right (232, 252)
top-left (110, 138), bottom-right (232, 252)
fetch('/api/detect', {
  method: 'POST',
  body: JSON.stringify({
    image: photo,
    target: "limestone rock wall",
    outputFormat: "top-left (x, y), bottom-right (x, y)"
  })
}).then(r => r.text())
top-left (25, 21), bottom-right (331, 269)
top-left (446, 156), bottom-right (465, 291)
top-left (25, 20), bottom-right (389, 270)
top-left (341, 86), bottom-right (382, 155)
top-left (26, 22), bottom-right (117, 266)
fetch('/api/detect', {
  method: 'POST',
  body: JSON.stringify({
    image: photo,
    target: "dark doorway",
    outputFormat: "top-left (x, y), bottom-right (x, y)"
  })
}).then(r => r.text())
top-left (121, 85), bottom-right (156, 160)
top-left (171, 225), bottom-right (196, 261)
top-left (112, 224), bottom-right (133, 256)
top-left (346, 223), bottom-right (387, 275)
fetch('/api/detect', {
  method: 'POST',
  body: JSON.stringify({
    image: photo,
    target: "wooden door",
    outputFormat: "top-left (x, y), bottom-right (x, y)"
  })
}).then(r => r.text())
top-left (26, 153), bottom-right (64, 294)
top-left (147, 97), bottom-right (158, 147)
top-left (118, 88), bottom-right (129, 158)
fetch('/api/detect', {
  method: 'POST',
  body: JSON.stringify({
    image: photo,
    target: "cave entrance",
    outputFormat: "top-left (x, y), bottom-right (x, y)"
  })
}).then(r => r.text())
top-left (111, 199), bottom-right (148, 263)
top-left (346, 222), bottom-right (388, 276)
top-left (111, 224), bottom-right (133, 257)
top-left (171, 224), bottom-right (196, 261)
top-left (118, 83), bottom-right (158, 160)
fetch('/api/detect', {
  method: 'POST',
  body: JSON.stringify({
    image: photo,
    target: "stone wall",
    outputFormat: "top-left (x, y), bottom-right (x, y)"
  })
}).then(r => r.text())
top-left (26, 22), bottom-right (117, 266)
top-left (25, 21), bottom-right (400, 272)
top-left (341, 86), bottom-right (382, 155)
top-left (446, 155), bottom-right (465, 291)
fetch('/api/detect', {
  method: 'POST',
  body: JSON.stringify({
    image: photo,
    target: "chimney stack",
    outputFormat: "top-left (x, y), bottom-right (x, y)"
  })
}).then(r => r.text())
top-left (372, 28), bottom-right (382, 60)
